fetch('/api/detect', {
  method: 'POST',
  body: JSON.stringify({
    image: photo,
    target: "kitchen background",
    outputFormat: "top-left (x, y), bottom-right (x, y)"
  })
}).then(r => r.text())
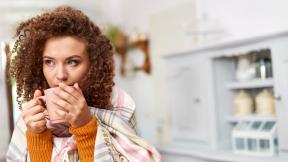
top-left (1, 0), bottom-right (288, 162)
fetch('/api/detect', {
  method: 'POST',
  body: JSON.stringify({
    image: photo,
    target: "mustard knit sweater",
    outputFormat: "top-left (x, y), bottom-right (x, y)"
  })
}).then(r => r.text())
top-left (26, 116), bottom-right (97, 162)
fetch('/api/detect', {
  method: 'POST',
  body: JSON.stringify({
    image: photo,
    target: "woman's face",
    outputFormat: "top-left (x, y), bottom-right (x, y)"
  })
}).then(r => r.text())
top-left (43, 36), bottom-right (90, 88)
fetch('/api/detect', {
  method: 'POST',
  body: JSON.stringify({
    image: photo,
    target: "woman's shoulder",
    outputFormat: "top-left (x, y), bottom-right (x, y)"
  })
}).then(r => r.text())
top-left (111, 86), bottom-right (135, 110)
top-left (110, 86), bottom-right (136, 121)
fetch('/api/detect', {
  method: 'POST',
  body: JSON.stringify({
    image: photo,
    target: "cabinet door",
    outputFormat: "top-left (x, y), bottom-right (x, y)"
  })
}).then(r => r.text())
top-left (165, 55), bottom-right (211, 143)
top-left (272, 40), bottom-right (288, 151)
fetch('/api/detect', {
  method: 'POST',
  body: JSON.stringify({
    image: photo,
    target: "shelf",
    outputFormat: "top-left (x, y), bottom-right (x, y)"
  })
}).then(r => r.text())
top-left (225, 78), bottom-right (274, 90)
top-left (159, 146), bottom-right (287, 162)
top-left (226, 115), bottom-right (276, 123)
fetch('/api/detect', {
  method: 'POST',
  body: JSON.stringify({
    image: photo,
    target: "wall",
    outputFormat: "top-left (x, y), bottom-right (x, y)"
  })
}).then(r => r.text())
top-left (200, 0), bottom-right (288, 40)
top-left (0, 0), bottom-right (124, 41)
top-left (0, 43), bottom-right (10, 159)
top-left (121, 0), bottom-right (288, 46)
top-left (121, 0), bottom-right (196, 33)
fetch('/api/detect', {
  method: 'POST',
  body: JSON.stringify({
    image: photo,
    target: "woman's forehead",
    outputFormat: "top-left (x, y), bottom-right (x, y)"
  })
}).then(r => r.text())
top-left (43, 36), bottom-right (87, 58)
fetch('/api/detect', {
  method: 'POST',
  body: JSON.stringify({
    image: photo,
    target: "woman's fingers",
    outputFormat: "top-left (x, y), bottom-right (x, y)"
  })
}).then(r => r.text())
top-left (22, 89), bottom-right (44, 111)
top-left (29, 112), bottom-right (46, 122)
top-left (22, 99), bottom-right (38, 111)
top-left (53, 87), bottom-right (78, 105)
top-left (22, 105), bottom-right (45, 117)
top-left (28, 120), bottom-right (46, 132)
top-left (53, 108), bottom-right (68, 119)
top-left (51, 98), bottom-right (72, 113)
top-left (58, 83), bottom-right (82, 100)
top-left (74, 83), bottom-right (84, 95)
top-left (21, 90), bottom-right (47, 133)
top-left (33, 89), bottom-right (43, 99)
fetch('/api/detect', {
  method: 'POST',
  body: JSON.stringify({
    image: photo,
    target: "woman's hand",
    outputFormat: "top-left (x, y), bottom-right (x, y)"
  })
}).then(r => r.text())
top-left (52, 82), bottom-right (92, 128)
top-left (21, 90), bottom-right (47, 133)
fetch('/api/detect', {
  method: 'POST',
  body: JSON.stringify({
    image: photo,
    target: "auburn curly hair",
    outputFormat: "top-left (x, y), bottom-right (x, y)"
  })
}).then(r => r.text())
top-left (9, 6), bottom-right (115, 109)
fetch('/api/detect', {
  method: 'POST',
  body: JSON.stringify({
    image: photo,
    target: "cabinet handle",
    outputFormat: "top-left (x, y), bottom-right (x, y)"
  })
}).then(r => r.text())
top-left (193, 98), bottom-right (201, 103)
top-left (274, 96), bottom-right (281, 101)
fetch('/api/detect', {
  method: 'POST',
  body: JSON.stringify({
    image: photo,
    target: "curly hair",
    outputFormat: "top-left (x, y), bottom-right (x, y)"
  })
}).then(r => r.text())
top-left (9, 6), bottom-right (115, 109)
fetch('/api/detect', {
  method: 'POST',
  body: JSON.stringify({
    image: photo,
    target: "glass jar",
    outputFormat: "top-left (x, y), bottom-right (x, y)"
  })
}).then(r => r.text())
top-left (255, 57), bottom-right (272, 79)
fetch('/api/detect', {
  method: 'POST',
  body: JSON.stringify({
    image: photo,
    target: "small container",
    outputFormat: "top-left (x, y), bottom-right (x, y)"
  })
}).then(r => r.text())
top-left (236, 54), bottom-right (256, 81)
top-left (256, 89), bottom-right (275, 115)
top-left (234, 90), bottom-right (253, 115)
top-left (232, 120), bottom-right (278, 156)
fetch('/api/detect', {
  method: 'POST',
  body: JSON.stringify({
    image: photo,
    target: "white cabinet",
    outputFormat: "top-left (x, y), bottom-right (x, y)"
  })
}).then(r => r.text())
top-left (164, 55), bottom-right (211, 144)
top-left (160, 31), bottom-right (288, 162)
top-left (271, 38), bottom-right (288, 151)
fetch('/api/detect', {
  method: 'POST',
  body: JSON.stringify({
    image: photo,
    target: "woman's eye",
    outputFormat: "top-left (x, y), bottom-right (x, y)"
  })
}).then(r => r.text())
top-left (68, 60), bottom-right (79, 66)
top-left (44, 60), bottom-right (55, 66)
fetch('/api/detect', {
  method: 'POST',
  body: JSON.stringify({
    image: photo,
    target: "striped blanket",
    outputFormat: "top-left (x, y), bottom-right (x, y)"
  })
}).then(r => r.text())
top-left (6, 87), bottom-right (162, 162)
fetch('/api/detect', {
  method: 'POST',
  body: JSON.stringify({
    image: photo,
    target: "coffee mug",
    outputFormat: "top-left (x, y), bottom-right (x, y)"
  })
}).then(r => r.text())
top-left (38, 88), bottom-right (67, 124)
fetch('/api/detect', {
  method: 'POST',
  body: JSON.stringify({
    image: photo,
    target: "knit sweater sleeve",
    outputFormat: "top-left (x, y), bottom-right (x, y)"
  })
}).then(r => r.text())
top-left (26, 129), bottom-right (53, 162)
top-left (69, 116), bottom-right (97, 162)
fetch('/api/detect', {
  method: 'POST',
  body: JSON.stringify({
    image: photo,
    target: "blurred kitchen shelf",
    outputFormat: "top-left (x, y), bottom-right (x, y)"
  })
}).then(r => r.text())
top-left (226, 115), bottom-right (276, 123)
top-left (225, 78), bottom-right (274, 90)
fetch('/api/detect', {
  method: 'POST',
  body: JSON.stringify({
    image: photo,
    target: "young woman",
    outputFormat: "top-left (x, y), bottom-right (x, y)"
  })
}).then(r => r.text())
top-left (6, 6), bottom-right (161, 162)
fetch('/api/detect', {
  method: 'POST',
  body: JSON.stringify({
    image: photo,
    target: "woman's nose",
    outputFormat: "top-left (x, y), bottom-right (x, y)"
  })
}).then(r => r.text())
top-left (56, 65), bottom-right (68, 81)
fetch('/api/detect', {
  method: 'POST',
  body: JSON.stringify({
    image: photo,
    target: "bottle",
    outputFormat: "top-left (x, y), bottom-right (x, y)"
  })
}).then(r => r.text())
top-left (255, 49), bottom-right (272, 79)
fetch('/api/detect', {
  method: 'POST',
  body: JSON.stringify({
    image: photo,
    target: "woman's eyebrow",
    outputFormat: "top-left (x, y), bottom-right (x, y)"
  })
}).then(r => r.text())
top-left (42, 56), bottom-right (54, 59)
top-left (66, 55), bottom-right (82, 60)
top-left (42, 55), bottom-right (82, 60)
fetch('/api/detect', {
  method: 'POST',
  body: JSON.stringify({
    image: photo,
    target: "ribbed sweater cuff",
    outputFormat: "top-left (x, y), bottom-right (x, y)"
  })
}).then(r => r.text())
top-left (69, 116), bottom-right (97, 162)
top-left (26, 129), bottom-right (52, 162)
top-left (69, 116), bottom-right (97, 135)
